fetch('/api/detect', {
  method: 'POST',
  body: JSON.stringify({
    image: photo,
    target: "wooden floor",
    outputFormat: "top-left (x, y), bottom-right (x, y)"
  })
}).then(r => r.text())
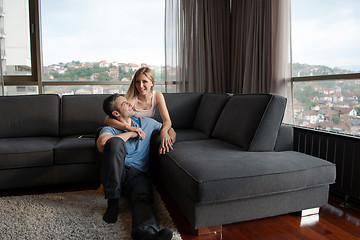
top-left (158, 187), bottom-right (360, 240)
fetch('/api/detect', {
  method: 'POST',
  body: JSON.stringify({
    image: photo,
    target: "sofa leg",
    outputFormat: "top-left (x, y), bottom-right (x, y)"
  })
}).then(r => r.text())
top-left (194, 225), bottom-right (222, 236)
top-left (293, 207), bottom-right (320, 217)
top-left (301, 207), bottom-right (320, 217)
top-left (300, 207), bottom-right (320, 226)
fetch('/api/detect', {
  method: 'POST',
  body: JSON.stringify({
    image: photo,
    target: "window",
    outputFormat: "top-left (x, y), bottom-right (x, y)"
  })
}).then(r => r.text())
top-left (3, 85), bottom-right (38, 95)
top-left (292, 0), bottom-right (360, 136)
top-left (1, 0), bottom-right (39, 90)
top-left (292, 0), bottom-right (360, 77)
top-left (40, 0), bottom-right (166, 95)
top-left (1, 0), bottom-right (166, 96)
top-left (3, 0), bottom-right (31, 76)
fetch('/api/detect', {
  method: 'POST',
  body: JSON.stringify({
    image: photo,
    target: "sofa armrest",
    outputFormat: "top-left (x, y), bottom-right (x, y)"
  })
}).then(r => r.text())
top-left (274, 124), bottom-right (293, 151)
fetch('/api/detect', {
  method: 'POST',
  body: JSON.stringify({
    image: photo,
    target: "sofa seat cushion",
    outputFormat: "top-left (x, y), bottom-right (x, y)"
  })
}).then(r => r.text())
top-left (0, 137), bottom-right (58, 169)
top-left (160, 139), bottom-right (336, 204)
top-left (149, 128), bottom-right (209, 162)
top-left (54, 136), bottom-right (99, 164)
top-left (175, 129), bottom-right (210, 142)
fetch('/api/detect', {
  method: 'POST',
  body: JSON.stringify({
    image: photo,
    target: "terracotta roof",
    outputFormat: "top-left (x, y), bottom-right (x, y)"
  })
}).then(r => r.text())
top-left (303, 110), bottom-right (318, 116)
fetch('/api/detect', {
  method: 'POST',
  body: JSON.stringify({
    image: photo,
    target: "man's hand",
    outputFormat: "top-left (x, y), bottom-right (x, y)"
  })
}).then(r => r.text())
top-left (126, 131), bottom-right (139, 140)
top-left (128, 126), bottom-right (145, 140)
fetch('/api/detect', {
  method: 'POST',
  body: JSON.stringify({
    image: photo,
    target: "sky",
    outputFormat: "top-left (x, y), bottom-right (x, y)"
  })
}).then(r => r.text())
top-left (40, 0), bottom-right (360, 71)
top-left (40, 0), bottom-right (165, 66)
top-left (291, 0), bottom-right (360, 71)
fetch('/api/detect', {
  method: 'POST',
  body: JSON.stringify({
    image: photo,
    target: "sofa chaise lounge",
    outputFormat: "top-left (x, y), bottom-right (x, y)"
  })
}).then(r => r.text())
top-left (151, 93), bottom-right (336, 234)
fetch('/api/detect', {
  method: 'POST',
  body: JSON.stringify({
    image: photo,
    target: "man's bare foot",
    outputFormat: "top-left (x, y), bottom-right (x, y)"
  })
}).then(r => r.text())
top-left (96, 184), bottom-right (104, 194)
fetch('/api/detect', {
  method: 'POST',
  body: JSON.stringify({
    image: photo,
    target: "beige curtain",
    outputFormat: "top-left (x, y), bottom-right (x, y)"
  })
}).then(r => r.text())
top-left (271, 0), bottom-right (293, 123)
top-left (231, 0), bottom-right (293, 123)
top-left (165, 0), bottom-right (293, 122)
top-left (165, 0), bottom-right (231, 93)
top-left (164, 0), bottom-right (181, 93)
top-left (0, 41), bottom-right (4, 96)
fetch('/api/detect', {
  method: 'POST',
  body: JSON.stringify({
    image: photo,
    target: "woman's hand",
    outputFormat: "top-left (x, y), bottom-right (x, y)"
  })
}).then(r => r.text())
top-left (159, 131), bottom-right (174, 154)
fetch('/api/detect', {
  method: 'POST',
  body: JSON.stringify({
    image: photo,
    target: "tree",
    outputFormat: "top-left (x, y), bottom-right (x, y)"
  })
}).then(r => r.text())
top-left (50, 71), bottom-right (61, 79)
top-left (118, 68), bottom-right (133, 81)
top-left (355, 107), bottom-right (360, 116)
top-left (98, 72), bottom-right (111, 81)
top-left (294, 85), bottom-right (318, 110)
top-left (332, 114), bottom-right (341, 125)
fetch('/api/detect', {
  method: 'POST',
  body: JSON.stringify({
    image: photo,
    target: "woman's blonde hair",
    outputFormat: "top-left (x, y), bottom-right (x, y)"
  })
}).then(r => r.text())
top-left (125, 67), bottom-right (155, 100)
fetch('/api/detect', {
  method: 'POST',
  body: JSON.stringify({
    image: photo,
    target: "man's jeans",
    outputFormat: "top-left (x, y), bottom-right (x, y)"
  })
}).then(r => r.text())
top-left (100, 137), bottom-right (158, 237)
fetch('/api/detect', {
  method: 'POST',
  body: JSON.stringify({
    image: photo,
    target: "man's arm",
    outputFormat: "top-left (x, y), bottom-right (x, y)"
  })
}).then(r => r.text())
top-left (96, 131), bottom-right (137, 153)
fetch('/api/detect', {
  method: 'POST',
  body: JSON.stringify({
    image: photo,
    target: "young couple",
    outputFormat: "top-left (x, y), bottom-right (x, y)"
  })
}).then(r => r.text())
top-left (96, 67), bottom-right (176, 240)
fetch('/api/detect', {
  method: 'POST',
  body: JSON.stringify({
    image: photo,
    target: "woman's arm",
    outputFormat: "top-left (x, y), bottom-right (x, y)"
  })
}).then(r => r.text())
top-left (104, 116), bottom-right (145, 140)
top-left (156, 91), bottom-right (175, 150)
top-left (104, 116), bottom-right (129, 130)
top-left (168, 127), bottom-right (176, 142)
top-left (156, 92), bottom-right (172, 132)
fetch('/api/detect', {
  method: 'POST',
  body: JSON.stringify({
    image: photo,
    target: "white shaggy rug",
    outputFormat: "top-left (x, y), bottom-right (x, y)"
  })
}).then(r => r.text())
top-left (0, 189), bottom-right (182, 240)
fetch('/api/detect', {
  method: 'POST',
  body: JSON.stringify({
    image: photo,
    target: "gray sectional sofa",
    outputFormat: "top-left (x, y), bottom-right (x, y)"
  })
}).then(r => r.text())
top-left (0, 93), bottom-right (336, 235)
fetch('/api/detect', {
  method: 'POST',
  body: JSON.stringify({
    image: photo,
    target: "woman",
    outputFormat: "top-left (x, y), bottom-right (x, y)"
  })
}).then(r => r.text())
top-left (106, 67), bottom-right (174, 150)
top-left (97, 67), bottom-right (175, 193)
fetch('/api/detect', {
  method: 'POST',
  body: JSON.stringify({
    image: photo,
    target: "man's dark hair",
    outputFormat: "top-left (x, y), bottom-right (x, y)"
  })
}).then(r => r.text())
top-left (103, 93), bottom-right (122, 119)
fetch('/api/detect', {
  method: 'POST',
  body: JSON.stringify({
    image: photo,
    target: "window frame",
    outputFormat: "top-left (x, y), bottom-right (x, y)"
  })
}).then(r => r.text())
top-left (292, 73), bottom-right (360, 138)
top-left (292, 73), bottom-right (360, 83)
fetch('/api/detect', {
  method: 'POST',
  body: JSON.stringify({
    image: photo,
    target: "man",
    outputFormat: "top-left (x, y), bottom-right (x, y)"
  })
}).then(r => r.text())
top-left (97, 94), bottom-right (176, 240)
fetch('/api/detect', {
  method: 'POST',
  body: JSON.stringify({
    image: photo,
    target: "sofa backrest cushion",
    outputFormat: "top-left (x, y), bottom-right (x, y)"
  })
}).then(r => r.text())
top-left (61, 94), bottom-right (110, 136)
top-left (212, 94), bottom-right (286, 151)
top-left (0, 94), bottom-right (60, 138)
top-left (154, 93), bottom-right (203, 129)
top-left (193, 93), bottom-right (230, 136)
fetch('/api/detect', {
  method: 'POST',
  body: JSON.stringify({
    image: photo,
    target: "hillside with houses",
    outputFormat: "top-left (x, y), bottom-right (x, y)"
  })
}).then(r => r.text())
top-left (43, 61), bottom-right (161, 82)
top-left (41, 60), bottom-right (167, 95)
top-left (294, 80), bottom-right (360, 135)
top-left (43, 61), bottom-right (360, 135)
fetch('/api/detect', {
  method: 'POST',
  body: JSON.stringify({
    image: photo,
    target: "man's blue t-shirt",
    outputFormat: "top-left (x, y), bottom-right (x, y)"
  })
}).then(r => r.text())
top-left (100, 117), bottom-right (162, 172)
